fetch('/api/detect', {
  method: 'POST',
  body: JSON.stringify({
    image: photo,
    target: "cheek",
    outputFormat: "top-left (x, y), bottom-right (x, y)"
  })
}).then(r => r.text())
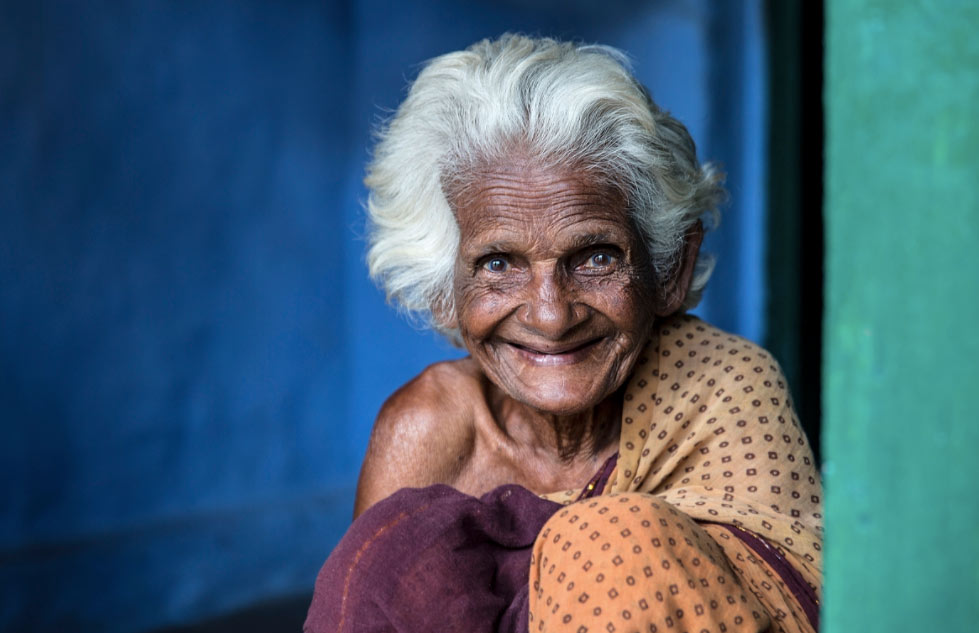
top-left (583, 275), bottom-right (656, 332)
top-left (455, 283), bottom-right (515, 339)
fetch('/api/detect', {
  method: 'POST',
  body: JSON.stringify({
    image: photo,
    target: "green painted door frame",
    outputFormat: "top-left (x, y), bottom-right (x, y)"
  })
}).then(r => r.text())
top-left (824, 2), bottom-right (979, 630)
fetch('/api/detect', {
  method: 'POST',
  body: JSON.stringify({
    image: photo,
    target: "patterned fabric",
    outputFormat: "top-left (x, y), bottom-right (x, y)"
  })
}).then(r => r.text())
top-left (533, 314), bottom-right (822, 632)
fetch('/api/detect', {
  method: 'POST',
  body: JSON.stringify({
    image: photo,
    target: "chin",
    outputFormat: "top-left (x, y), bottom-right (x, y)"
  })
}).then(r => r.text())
top-left (514, 381), bottom-right (614, 416)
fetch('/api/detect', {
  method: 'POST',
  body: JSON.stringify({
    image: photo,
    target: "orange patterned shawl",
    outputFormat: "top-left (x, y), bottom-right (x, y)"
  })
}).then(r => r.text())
top-left (539, 314), bottom-right (823, 628)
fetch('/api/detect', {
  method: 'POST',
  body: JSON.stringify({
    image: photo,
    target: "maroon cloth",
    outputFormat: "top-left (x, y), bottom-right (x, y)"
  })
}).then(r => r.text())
top-left (305, 484), bottom-right (561, 633)
top-left (717, 524), bottom-right (820, 631)
top-left (574, 452), bottom-right (618, 501)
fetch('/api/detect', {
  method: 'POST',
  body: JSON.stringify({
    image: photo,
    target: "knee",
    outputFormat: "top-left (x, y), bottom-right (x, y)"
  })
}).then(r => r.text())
top-left (535, 493), bottom-right (716, 564)
top-left (533, 494), bottom-right (707, 585)
top-left (530, 494), bottom-right (770, 632)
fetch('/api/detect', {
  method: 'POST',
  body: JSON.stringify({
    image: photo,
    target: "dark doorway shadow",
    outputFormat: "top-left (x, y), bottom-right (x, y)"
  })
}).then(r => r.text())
top-left (765, 0), bottom-right (825, 461)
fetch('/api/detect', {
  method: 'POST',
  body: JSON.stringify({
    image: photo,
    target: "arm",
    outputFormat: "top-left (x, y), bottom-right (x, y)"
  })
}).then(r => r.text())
top-left (353, 362), bottom-right (477, 519)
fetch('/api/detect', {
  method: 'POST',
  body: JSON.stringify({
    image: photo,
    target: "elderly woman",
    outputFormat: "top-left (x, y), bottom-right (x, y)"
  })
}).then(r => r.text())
top-left (306, 35), bottom-right (821, 633)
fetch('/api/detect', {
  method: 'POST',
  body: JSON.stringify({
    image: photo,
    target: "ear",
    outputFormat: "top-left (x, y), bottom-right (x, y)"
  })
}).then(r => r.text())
top-left (655, 221), bottom-right (705, 317)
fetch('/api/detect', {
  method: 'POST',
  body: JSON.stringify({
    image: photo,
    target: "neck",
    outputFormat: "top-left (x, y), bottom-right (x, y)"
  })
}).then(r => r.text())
top-left (488, 383), bottom-right (623, 463)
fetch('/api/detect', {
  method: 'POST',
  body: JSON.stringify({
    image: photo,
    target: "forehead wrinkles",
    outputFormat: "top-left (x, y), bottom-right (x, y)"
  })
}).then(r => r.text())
top-left (452, 166), bottom-right (630, 243)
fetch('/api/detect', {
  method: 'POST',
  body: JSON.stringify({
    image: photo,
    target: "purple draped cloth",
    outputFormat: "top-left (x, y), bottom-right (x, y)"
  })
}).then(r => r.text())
top-left (304, 484), bottom-right (562, 633)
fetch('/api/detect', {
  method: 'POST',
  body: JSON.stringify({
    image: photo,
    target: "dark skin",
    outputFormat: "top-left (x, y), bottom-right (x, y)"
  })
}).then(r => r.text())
top-left (354, 160), bottom-right (703, 518)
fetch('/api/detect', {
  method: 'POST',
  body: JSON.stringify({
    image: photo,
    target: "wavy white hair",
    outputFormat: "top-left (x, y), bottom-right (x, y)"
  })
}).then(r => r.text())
top-left (365, 34), bottom-right (724, 342)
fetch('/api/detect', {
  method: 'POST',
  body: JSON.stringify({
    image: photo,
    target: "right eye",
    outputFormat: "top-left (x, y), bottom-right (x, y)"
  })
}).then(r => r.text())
top-left (483, 257), bottom-right (510, 273)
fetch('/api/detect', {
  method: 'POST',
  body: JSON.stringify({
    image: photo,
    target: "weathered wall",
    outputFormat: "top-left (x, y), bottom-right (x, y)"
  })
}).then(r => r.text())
top-left (824, 1), bottom-right (979, 630)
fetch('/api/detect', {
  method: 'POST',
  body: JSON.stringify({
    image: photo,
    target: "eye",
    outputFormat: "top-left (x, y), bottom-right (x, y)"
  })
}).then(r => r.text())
top-left (580, 251), bottom-right (618, 271)
top-left (482, 256), bottom-right (510, 273)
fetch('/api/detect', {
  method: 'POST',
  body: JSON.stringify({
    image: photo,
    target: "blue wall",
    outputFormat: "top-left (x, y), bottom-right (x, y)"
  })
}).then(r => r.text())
top-left (0, 1), bottom-right (766, 631)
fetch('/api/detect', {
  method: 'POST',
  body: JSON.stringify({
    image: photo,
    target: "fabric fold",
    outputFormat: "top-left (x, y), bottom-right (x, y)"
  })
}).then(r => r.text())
top-left (305, 484), bottom-right (561, 633)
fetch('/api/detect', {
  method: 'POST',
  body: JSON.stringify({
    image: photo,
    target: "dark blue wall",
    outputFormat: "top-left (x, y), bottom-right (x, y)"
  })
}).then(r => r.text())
top-left (0, 1), bottom-right (765, 631)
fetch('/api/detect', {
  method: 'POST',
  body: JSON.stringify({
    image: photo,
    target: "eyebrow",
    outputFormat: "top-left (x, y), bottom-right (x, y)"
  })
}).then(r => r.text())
top-left (467, 232), bottom-right (626, 259)
top-left (566, 232), bottom-right (624, 249)
top-left (469, 241), bottom-right (519, 259)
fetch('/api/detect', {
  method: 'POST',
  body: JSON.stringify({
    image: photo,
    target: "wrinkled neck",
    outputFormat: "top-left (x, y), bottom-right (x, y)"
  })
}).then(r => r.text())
top-left (487, 381), bottom-right (623, 463)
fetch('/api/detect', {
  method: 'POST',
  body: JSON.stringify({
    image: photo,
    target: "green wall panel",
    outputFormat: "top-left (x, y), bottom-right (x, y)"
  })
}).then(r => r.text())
top-left (824, 2), bottom-right (979, 631)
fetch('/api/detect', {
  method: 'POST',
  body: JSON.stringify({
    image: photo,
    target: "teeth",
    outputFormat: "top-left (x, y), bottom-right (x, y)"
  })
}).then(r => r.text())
top-left (510, 338), bottom-right (599, 355)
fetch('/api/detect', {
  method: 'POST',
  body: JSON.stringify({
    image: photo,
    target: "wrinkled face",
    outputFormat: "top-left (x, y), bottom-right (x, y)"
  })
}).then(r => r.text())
top-left (450, 162), bottom-right (660, 416)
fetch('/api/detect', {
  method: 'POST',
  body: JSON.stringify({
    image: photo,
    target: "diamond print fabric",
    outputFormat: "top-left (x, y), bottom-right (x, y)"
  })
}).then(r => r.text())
top-left (534, 315), bottom-right (822, 632)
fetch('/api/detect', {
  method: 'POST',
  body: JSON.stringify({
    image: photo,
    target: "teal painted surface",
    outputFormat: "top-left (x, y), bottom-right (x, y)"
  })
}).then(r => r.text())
top-left (824, 2), bottom-right (979, 631)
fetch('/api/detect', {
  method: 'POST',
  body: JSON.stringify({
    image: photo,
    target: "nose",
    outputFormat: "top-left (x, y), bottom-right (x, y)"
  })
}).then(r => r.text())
top-left (517, 264), bottom-right (588, 338)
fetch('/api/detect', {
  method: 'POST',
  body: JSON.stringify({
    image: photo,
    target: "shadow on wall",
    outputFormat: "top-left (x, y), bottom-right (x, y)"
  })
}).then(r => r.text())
top-left (0, 1), bottom-right (767, 631)
top-left (148, 594), bottom-right (311, 633)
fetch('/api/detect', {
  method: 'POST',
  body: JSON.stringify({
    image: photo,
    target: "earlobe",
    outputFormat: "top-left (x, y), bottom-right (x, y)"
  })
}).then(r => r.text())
top-left (655, 221), bottom-right (705, 317)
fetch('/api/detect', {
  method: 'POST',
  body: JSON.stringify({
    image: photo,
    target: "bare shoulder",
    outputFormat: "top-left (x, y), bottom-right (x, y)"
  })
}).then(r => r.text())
top-left (373, 359), bottom-right (482, 455)
top-left (353, 357), bottom-right (485, 518)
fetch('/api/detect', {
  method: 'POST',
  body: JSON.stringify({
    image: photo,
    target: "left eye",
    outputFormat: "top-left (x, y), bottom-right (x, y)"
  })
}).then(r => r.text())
top-left (582, 252), bottom-right (616, 269)
top-left (483, 257), bottom-right (510, 273)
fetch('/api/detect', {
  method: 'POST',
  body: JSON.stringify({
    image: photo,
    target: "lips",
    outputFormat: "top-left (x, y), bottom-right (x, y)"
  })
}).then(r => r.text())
top-left (504, 336), bottom-right (605, 366)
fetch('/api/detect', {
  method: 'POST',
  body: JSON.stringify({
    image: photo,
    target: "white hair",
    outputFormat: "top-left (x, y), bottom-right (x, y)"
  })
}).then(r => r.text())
top-left (365, 33), bottom-right (724, 342)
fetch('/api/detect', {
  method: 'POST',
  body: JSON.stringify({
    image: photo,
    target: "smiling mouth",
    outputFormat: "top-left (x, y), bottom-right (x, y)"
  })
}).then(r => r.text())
top-left (505, 337), bottom-right (605, 366)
